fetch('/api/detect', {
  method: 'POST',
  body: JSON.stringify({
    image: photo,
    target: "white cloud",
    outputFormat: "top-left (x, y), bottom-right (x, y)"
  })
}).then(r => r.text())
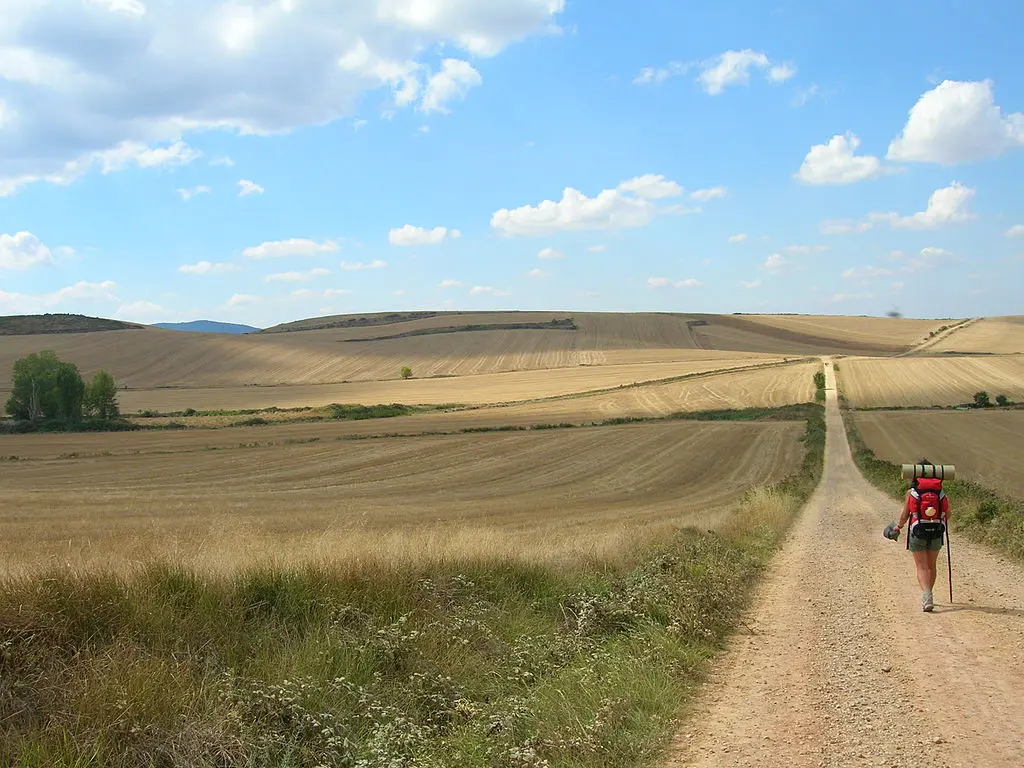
top-left (325, 288), bottom-right (353, 297)
top-left (469, 285), bottom-right (511, 296)
top-left (792, 83), bottom-right (820, 107)
top-left (0, 99), bottom-right (15, 129)
top-left (178, 261), bottom-right (240, 275)
top-left (420, 59), bottom-right (483, 114)
top-left (887, 80), bottom-right (1024, 165)
top-left (795, 132), bottom-right (886, 185)
top-left (1006, 225), bottom-right (1024, 238)
top-left (340, 259), bottom-right (387, 270)
top-left (243, 238), bottom-right (340, 259)
top-left (0, 280), bottom-right (120, 314)
top-left (618, 174), bottom-right (684, 199)
top-left (438, 279), bottom-right (463, 288)
top-left (727, 233), bottom-right (748, 243)
top-left (238, 179), bottom-right (265, 196)
top-left (491, 175), bottom-right (692, 237)
top-left (0, 231), bottom-right (54, 269)
top-left (739, 279), bottom-right (762, 289)
top-left (762, 253), bottom-right (789, 273)
top-left (388, 225), bottom-right (460, 246)
top-left (647, 277), bottom-right (702, 288)
top-left (697, 50), bottom-right (796, 95)
top-left (226, 293), bottom-right (262, 307)
top-left (210, 156), bottom-right (235, 167)
top-left (903, 246), bottom-right (962, 272)
top-left (0, 2), bottom-right (563, 194)
top-left (265, 268), bottom-right (330, 283)
top-left (829, 292), bottom-right (874, 304)
top-left (690, 186), bottom-right (727, 201)
top-left (177, 185), bottom-right (211, 201)
top-left (869, 181), bottom-right (976, 230)
top-left (820, 219), bottom-right (873, 236)
top-left (633, 61), bottom-right (692, 86)
top-left (785, 244), bottom-right (830, 254)
top-left (587, 245), bottom-right (607, 253)
top-left (538, 247), bottom-right (564, 260)
top-left (526, 268), bottom-right (548, 278)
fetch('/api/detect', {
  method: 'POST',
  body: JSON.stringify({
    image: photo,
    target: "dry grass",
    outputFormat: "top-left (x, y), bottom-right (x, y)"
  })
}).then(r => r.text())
top-left (839, 355), bottom-right (1024, 407)
top-left (926, 316), bottom-right (1024, 354)
top-left (0, 421), bottom-right (804, 576)
top-left (852, 409), bottom-right (1024, 498)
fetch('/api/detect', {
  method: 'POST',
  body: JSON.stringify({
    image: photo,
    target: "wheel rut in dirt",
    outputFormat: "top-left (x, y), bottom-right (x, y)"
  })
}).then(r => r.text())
top-left (665, 357), bottom-right (1024, 768)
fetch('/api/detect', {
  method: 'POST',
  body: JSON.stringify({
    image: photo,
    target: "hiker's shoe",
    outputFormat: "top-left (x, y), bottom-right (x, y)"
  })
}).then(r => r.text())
top-left (922, 590), bottom-right (934, 612)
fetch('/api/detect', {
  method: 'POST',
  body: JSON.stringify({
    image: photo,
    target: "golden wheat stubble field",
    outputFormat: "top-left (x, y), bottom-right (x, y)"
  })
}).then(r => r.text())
top-left (839, 355), bottom-right (1024, 407)
top-left (0, 420), bottom-right (805, 574)
top-left (854, 410), bottom-right (1024, 498)
top-left (926, 316), bottom-right (1024, 354)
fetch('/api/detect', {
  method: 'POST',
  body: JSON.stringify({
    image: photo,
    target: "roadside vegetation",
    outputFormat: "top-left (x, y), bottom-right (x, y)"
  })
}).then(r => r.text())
top-left (840, 410), bottom-right (1024, 562)
top-left (0, 404), bottom-right (824, 767)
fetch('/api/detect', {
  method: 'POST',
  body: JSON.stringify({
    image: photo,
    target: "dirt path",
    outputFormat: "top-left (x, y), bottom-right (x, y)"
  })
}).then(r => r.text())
top-left (895, 318), bottom-right (978, 357)
top-left (665, 358), bottom-right (1024, 768)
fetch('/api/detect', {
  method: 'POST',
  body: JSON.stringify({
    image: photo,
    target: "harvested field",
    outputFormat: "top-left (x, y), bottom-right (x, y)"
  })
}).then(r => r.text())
top-left (839, 355), bottom-right (1024, 407)
top-left (0, 420), bottom-right (805, 574)
top-left (927, 316), bottom-right (1024, 355)
top-left (853, 410), bottom-right (1024, 499)
top-left (107, 355), bottom-right (794, 412)
top-left (0, 312), bottom-right (941, 392)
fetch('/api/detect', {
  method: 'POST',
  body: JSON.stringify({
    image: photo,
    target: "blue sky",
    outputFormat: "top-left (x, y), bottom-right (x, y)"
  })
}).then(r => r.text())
top-left (1, 0), bottom-right (1023, 328)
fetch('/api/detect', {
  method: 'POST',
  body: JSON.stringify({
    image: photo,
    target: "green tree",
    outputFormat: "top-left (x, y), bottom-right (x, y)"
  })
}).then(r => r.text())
top-left (995, 394), bottom-right (1011, 407)
top-left (84, 370), bottom-right (120, 420)
top-left (973, 391), bottom-right (991, 408)
top-left (400, 366), bottom-right (413, 379)
top-left (5, 351), bottom-right (87, 424)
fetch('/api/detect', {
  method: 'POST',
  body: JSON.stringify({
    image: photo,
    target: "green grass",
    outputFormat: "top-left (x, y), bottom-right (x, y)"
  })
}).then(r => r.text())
top-left (840, 409), bottom-right (1024, 562)
top-left (0, 405), bottom-right (825, 766)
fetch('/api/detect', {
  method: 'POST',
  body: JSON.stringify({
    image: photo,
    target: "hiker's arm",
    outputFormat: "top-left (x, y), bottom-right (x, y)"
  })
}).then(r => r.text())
top-left (896, 495), bottom-right (911, 531)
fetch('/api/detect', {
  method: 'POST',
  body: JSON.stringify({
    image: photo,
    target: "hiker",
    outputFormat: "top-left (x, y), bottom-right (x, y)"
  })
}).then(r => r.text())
top-left (891, 458), bottom-right (950, 612)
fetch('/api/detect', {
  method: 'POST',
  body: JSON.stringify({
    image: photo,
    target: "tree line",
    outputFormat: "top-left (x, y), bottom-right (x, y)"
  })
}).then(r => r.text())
top-left (4, 351), bottom-right (121, 429)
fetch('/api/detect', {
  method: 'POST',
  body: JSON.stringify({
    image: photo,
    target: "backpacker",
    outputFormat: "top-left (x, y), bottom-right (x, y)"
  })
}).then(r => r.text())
top-left (908, 477), bottom-right (947, 541)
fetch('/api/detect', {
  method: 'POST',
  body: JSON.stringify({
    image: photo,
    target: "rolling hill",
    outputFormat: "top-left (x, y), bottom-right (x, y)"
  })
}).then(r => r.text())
top-left (153, 320), bottom-right (261, 334)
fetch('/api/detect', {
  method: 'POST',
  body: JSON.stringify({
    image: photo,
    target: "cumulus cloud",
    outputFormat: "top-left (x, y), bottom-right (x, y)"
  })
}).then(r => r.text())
top-left (1006, 225), bottom-right (1024, 238)
top-left (727, 233), bottom-right (748, 243)
top-left (821, 182), bottom-right (976, 235)
top-left (438, 279), bottom-right (463, 288)
top-left (526, 268), bottom-right (548, 278)
top-left (491, 174), bottom-right (714, 237)
top-left (842, 265), bottom-right (894, 281)
top-left (226, 293), bottom-right (262, 308)
top-left (633, 61), bottom-right (693, 86)
top-left (761, 253), bottom-right (789, 273)
top-left (340, 259), bottom-right (387, 270)
top-left (820, 219), bottom-right (873, 236)
top-left (420, 59), bottom-right (483, 114)
top-left (785, 244), bottom-right (830, 254)
top-left (264, 268), bottom-right (330, 283)
top-left (739, 279), bottom-right (762, 289)
top-left (587, 245), bottom-right (607, 253)
top-left (177, 185), bottom-right (211, 201)
top-left (210, 156), bottom-right (235, 167)
top-left (796, 132), bottom-right (886, 185)
top-left (887, 80), bottom-right (1024, 165)
top-left (116, 300), bottom-right (171, 322)
top-left (389, 225), bottom-right (460, 246)
top-left (178, 261), bottom-right (240, 275)
top-left (243, 238), bottom-right (340, 259)
top-left (238, 179), bottom-right (265, 196)
top-left (538, 247), bottom-right (564, 260)
top-left (0, 1), bottom-right (564, 194)
top-left (0, 231), bottom-right (55, 269)
top-left (697, 49), bottom-right (796, 95)
top-left (0, 280), bottom-right (120, 314)
top-left (647, 277), bottom-right (702, 288)
top-left (469, 285), bottom-right (511, 296)
top-left (690, 186), bottom-right (727, 201)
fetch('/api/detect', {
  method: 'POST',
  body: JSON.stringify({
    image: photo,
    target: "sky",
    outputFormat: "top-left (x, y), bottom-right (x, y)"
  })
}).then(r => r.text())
top-left (1, 0), bottom-right (1023, 328)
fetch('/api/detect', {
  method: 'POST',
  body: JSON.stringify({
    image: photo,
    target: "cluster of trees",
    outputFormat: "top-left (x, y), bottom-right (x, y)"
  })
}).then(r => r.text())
top-left (973, 391), bottom-right (1015, 408)
top-left (4, 351), bottom-right (120, 427)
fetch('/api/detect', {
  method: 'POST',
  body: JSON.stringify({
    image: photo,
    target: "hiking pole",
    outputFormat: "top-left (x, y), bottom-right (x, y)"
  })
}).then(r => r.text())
top-left (946, 528), bottom-right (953, 604)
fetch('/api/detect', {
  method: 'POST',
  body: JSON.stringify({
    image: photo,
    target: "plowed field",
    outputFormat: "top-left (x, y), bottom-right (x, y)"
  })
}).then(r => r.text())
top-left (839, 356), bottom-right (1024, 407)
top-left (852, 409), bottom-right (1024, 498)
top-left (0, 420), bottom-right (804, 573)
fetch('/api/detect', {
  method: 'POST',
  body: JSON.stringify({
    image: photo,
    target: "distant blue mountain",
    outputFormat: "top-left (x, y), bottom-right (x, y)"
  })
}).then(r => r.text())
top-left (154, 320), bottom-right (261, 334)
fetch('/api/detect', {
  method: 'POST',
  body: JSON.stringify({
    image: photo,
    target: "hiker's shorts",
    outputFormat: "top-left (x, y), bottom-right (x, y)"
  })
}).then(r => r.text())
top-left (909, 534), bottom-right (944, 553)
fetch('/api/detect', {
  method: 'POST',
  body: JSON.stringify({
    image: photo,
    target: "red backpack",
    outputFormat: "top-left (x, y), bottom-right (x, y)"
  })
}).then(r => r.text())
top-left (908, 477), bottom-right (947, 542)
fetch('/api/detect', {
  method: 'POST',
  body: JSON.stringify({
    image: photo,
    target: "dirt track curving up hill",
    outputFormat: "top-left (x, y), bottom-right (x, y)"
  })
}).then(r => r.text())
top-left (665, 359), bottom-right (1024, 768)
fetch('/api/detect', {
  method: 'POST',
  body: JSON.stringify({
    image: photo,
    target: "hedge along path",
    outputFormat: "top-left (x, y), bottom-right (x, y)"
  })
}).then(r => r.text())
top-left (0, 420), bottom-right (805, 575)
top-left (853, 409), bottom-right (1024, 499)
top-left (839, 355), bottom-right (1024, 407)
top-left (665, 358), bottom-right (1024, 768)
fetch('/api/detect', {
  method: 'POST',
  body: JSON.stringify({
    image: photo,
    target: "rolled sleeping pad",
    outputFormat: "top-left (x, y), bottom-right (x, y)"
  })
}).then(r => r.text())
top-left (901, 463), bottom-right (956, 480)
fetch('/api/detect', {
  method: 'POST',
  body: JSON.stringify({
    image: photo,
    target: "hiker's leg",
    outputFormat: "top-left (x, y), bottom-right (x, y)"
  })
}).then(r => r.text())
top-left (912, 550), bottom-right (932, 590)
top-left (925, 548), bottom-right (940, 589)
